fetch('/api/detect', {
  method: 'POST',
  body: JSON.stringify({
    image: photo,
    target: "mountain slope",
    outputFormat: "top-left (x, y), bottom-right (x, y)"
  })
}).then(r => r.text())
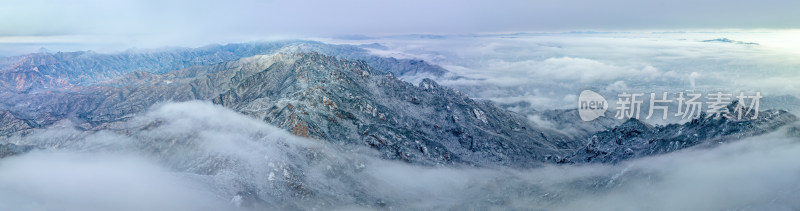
top-left (0, 50), bottom-right (575, 167)
top-left (0, 41), bottom-right (447, 93)
top-left (566, 107), bottom-right (798, 164)
top-left (0, 42), bottom-right (796, 168)
top-left (214, 52), bottom-right (576, 167)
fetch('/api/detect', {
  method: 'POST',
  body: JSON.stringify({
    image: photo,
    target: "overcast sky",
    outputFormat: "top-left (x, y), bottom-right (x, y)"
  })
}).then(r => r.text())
top-left (1, 0), bottom-right (799, 50)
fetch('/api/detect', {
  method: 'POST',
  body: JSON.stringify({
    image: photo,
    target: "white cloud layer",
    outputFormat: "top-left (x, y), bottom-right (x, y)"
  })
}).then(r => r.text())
top-left (1, 101), bottom-right (799, 210)
top-left (330, 31), bottom-right (800, 113)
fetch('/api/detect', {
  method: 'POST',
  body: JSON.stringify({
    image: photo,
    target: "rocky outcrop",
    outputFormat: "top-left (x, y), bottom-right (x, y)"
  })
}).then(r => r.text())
top-left (0, 41), bottom-right (447, 93)
top-left (213, 52), bottom-right (576, 167)
top-left (566, 107), bottom-right (798, 164)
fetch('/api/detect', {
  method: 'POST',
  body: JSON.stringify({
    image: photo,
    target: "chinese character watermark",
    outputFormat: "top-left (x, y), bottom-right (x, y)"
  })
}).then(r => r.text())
top-left (579, 90), bottom-right (762, 122)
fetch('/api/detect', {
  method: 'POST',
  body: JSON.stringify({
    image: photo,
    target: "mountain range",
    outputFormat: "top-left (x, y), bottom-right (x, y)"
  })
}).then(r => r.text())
top-left (0, 41), bottom-right (796, 169)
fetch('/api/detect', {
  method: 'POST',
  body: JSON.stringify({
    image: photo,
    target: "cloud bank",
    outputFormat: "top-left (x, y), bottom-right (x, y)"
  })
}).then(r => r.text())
top-left (329, 31), bottom-right (800, 115)
top-left (2, 0), bottom-right (800, 56)
top-left (0, 101), bottom-right (799, 210)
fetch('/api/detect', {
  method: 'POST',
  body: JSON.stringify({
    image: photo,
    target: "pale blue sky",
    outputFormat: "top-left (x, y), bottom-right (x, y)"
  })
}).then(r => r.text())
top-left (3, 0), bottom-right (800, 35)
top-left (1, 0), bottom-right (799, 54)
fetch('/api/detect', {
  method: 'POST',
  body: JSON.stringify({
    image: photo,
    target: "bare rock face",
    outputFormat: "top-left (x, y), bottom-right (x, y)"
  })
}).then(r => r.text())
top-left (0, 143), bottom-right (36, 158)
top-left (213, 52), bottom-right (576, 167)
top-left (0, 41), bottom-right (447, 93)
top-left (566, 107), bottom-right (798, 164)
top-left (0, 111), bottom-right (32, 137)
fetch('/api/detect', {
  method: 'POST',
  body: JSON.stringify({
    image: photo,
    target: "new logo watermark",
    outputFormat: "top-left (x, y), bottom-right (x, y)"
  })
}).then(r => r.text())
top-left (578, 90), bottom-right (608, 121)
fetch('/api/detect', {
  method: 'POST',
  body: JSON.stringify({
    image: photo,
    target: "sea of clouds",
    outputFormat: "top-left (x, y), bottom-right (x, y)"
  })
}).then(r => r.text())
top-left (1, 101), bottom-right (798, 210)
top-left (1, 31), bottom-right (799, 210)
top-left (323, 31), bottom-right (800, 120)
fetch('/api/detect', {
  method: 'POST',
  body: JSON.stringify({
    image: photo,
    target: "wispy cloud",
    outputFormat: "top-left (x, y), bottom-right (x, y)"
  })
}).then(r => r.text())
top-left (330, 32), bottom-right (800, 112)
top-left (2, 0), bottom-right (800, 53)
top-left (1, 101), bottom-right (799, 209)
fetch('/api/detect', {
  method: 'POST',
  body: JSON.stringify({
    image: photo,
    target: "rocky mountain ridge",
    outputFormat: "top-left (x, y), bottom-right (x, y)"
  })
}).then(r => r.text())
top-left (0, 42), bottom-right (797, 168)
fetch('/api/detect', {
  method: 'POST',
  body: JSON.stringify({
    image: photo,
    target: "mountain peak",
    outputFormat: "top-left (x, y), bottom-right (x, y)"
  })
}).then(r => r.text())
top-left (620, 117), bottom-right (650, 128)
top-left (211, 51), bottom-right (572, 167)
top-left (36, 47), bottom-right (52, 53)
top-left (568, 107), bottom-right (797, 164)
top-left (419, 78), bottom-right (440, 90)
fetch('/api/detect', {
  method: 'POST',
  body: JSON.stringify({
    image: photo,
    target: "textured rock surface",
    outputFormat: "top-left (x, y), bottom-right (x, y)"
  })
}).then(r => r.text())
top-left (214, 52), bottom-right (576, 167)
top-left (0, 41), bottom-right (447, 93)
top-left (566, 107), bottom-right (798, 164)
top-left (0, 143), bottom-right (36, 158)
top-left (0, 111), bottom-right (32, 137)
top-left (535, 109), bottom-right (620, 139)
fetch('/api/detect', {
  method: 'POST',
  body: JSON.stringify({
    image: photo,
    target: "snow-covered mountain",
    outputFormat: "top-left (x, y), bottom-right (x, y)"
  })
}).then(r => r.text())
top-left (1, 41), bottom-right (796, 166)
top-left (0, 41), bottom-right (798, 209)
top-left (0, 48), bottom-right (577, 167)
top-left (0, 41), bottom-right (446, 93)
top-left (566, 107), bottom-right (798, 164)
